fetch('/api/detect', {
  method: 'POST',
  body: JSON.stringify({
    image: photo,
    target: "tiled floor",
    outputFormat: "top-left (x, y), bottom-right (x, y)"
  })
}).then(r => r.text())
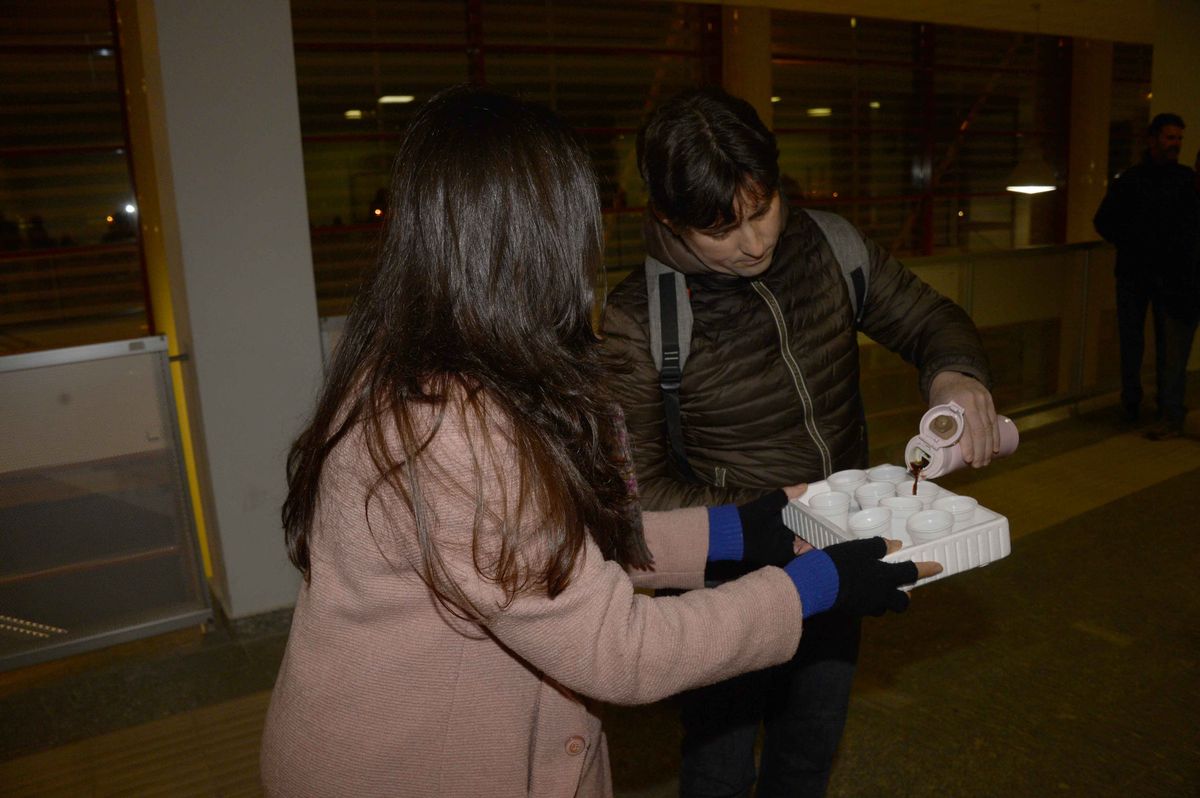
top-left (0, 606), bottom-right (289, 761)
top-left (2, 405), bottom-right (1198, 797)
top-left (1, 691), bottom-right (269, 797)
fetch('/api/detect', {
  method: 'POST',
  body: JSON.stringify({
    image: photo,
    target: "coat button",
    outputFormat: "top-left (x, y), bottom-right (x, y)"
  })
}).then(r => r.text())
top-left (565, 736), bottom-right (586, 756)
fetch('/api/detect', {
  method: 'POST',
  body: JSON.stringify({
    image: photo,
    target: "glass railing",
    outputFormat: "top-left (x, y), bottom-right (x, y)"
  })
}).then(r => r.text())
top-left (0, 237), bottom-right (1124, 669)
top-left (862, 241), bottom-right (1119, 459)
top-left (0, 336), bottom-right (210, 670)
top-left (323, 241), bottom-right (1123, 465)
top-left (0, 243), bottom-right (149, 357)
top-left (320, 242), bottom-right (1122, 461)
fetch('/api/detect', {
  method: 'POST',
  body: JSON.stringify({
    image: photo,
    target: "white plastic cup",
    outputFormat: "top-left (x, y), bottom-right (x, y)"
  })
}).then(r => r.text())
top-left (854, 480), bottom-right (896, 509)
top-left (827, 469), bottom-right (868, 496)
top-left (880, 495), bottom-right (923, 521)
top-left (911, 481), bottom-right (942, 509)
top-left (848, 507), bottom-right (892, 539)
top-left (808, 491), bottom-right (851, 531)
top-left (933, 495), bottom-right (978, 528)
top-left (881, 495), bottom-right (923, 543)
top-left (867, 464), bottom-right (910, 483)
top-left (906, 509), bottom-right (954, 543)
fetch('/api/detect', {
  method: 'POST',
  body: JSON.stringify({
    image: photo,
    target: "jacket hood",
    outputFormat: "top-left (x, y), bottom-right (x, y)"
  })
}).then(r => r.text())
top-left (642, 210), bottom-right (712, 276)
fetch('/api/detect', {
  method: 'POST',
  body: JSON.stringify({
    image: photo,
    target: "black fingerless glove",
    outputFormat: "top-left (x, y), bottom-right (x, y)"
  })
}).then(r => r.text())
top-left (823, 538), bottom-right (920, 616)
top-left (784, 537), bottom-right (921, 618)
top-left (736, 490), bottom-right (797, 567)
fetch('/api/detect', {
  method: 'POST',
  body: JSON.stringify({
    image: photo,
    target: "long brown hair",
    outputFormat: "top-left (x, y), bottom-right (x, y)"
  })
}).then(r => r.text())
top-left (282, 87), bottom-right (651, 610)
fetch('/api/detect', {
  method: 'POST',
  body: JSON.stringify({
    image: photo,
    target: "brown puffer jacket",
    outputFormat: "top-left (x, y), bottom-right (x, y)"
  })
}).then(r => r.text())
top-left (600, 204), bottom-right (992, 511)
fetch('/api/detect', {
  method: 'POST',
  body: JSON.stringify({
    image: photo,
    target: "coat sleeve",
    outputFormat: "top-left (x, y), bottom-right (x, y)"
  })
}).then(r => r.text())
top-left (382, 403), bottom-right (803, 707)
top-left (628, 507), bottom-right (710, 590)
top-left (856, 232), bottom-right (993, 401)
top-left (490, 537), bottom-right (802, 707)
top-left (600, 295), bottom-right (763, 511)
top-left (1093, 174), bottom-right (1129, 246)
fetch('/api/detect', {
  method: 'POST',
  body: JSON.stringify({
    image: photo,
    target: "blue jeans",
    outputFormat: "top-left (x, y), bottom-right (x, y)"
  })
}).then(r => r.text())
top-left (678, 612), bottom-right (861, 798)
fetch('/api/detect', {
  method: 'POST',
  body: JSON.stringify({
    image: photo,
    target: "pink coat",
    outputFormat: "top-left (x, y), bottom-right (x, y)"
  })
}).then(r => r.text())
top-left (260, 398), bottom-right (803, 797)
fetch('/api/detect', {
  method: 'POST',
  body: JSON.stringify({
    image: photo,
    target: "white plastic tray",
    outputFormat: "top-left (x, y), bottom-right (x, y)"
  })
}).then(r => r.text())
top-left (782, 475), bottom-right (1011, 588)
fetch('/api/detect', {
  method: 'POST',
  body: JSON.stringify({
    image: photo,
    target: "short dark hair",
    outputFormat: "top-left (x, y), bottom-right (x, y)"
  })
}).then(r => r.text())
top-left (1148, 112), bottom-right (1185, 136)
top-left (637, 87), bottom-right (779, 231)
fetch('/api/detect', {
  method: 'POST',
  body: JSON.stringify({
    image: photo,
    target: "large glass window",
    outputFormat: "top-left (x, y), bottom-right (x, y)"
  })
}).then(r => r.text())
top-left (771, 12), bottom-right (1071, 256)
top-left (1108, 42), bottom-right (1153, 177)
top-left (0, 1), bottom-right (148, 355)
top-left (0, 4), bottom-right (1164, 349)
top-left (290, 0), bottom-right (716, 313)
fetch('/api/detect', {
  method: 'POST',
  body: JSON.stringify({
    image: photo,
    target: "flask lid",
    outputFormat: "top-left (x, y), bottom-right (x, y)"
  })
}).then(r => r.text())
top-left (919, 401), bottom-right (966, 447)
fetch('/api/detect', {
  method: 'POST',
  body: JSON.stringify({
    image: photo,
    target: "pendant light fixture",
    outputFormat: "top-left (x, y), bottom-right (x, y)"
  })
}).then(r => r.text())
top-left (1006, 4), bottom-right (1056, 195)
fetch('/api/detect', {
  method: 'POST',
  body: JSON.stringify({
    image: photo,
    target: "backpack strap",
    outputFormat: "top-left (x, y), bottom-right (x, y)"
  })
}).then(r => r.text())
top-left (643, 211), bottom-right (868, 484)
top-left (645, 256), bottom-right (700, 483)
top-left (803, 209), bottom-right (869, 327)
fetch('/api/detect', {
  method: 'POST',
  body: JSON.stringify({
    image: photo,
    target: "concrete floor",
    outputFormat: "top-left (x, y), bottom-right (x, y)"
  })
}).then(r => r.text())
top-left (1, 404), bottom-right (1198, 797)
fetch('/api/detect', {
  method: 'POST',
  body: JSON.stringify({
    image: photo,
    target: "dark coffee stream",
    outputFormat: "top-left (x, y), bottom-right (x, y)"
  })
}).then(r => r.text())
top-left (908, 456), bottom-right (929, 495)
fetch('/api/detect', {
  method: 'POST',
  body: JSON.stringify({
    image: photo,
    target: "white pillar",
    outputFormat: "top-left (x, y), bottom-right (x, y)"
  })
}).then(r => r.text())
top-left (123, 0), bottom-right (320, 617)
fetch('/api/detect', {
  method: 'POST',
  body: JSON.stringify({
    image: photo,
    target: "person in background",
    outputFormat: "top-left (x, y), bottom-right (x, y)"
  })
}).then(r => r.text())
top-left (601, 86), bottom-right (998, 798)
top-left (1095, 112), bottom-right (1199, 440)
top-left (258, 86), bottom-right (938, 798)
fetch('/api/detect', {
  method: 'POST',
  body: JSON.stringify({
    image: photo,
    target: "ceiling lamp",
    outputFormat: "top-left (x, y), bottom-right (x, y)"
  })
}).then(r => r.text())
top-left (1006, 143), bottom-right (1057, 194)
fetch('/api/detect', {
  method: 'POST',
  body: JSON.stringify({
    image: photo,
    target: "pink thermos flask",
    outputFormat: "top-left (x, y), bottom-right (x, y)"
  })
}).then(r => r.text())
top-left (904, 401), bottom-right (1019, 480)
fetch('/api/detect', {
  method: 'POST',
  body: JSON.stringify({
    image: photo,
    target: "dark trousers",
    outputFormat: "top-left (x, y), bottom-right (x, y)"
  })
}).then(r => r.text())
top-left (1116, 277), bottom-right (1167, 415)
top-left (1116, 277), bottom-right (1198, 423)
top-left (678, 612), bottom-right (861, 798)
top-left (1159, 310), bottom-right (1199, 424)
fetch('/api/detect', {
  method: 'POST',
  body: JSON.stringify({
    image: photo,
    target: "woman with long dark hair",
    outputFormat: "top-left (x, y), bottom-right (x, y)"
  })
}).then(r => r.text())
top-left (259, 86), bottom-right (935, 797)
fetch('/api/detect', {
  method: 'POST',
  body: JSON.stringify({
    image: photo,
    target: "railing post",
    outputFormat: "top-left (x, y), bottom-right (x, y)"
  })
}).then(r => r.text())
top-left (1073, 248), bottom-right (1091, 398)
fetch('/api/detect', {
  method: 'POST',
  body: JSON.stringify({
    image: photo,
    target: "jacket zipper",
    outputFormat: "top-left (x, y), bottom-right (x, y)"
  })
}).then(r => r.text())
top-left (750, 280), bottom-right (833, 477)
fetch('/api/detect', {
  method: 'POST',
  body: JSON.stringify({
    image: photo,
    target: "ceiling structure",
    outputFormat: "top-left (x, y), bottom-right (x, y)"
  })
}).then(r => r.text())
top-left (696, 0), bottom-right (1154, 44)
